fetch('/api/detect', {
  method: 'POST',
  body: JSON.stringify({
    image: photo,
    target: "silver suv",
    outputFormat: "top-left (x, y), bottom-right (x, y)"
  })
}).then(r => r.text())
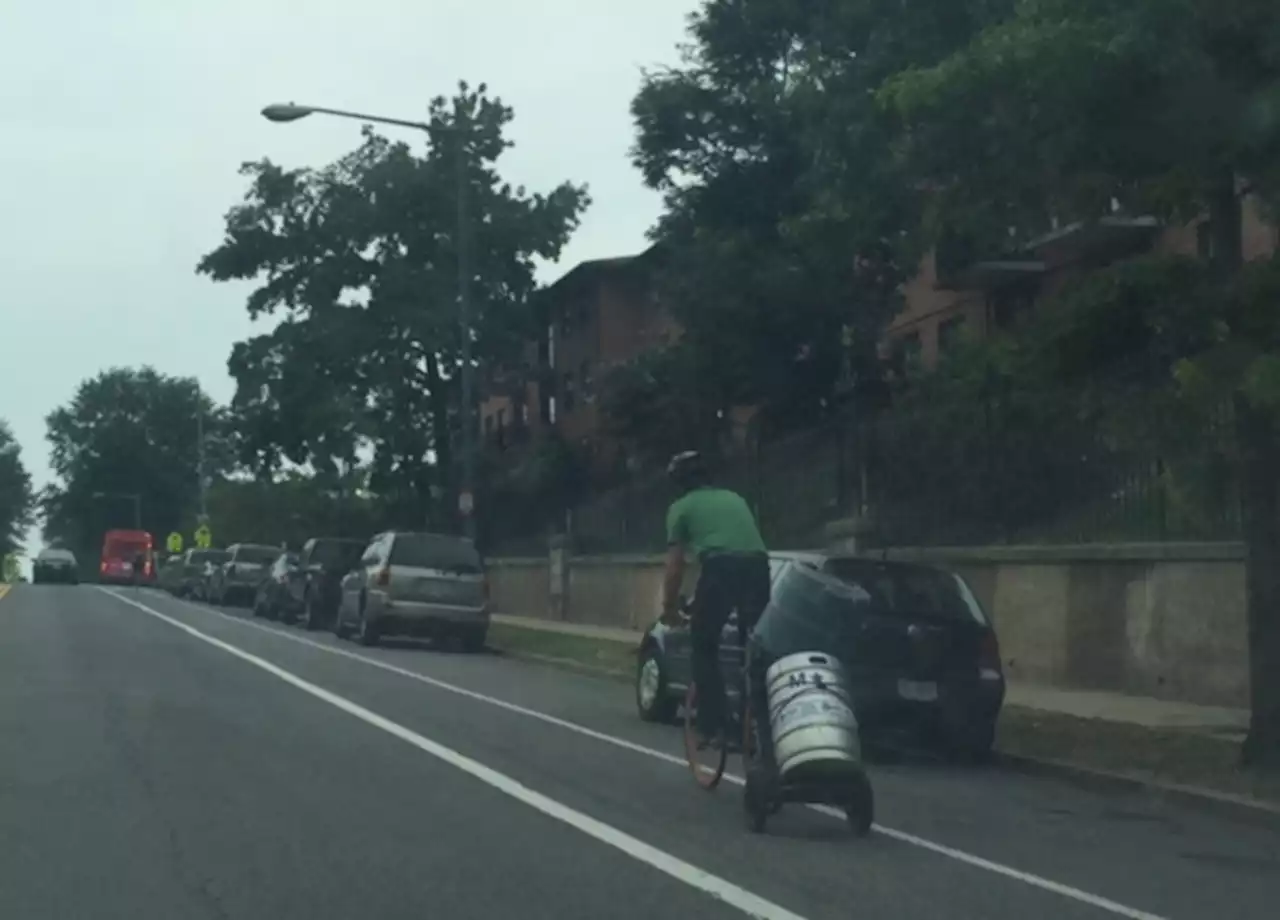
top-left (335, 531), bottom-right (488, 650)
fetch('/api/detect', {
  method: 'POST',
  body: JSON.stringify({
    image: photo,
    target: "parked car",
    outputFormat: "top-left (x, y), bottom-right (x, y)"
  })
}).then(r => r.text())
top-left (252, 552), bottom-right (303, 622)
top-left (294, 537), bottom-right (368, 631)
top-left (207, 543), bottom-right (284, 606)
top-left (633, 551), bottom-right (1005, 760)
top-left (179, 548), bottom-right (230, 599)
top-left (32, 548), bottom-right (78, 585)
top-left (156, 553), bottom-right (187, 593)
top-left (335, 531), bottom-right (489, 650)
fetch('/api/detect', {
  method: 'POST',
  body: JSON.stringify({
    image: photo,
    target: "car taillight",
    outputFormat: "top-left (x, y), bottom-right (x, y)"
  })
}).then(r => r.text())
top-left (100, 561), bottom-right (107, 573)
top-left (980, 633), bottom-right (1002, 672)
top-left (377, 566), bottom-right (390, 587)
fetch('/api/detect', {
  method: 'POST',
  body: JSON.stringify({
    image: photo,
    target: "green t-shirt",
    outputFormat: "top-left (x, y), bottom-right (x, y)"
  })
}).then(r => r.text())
top-left (666, 487), bottom-right (767, 558)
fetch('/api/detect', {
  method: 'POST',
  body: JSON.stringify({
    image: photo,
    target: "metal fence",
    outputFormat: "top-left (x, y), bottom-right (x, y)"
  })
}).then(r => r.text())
top-left (486, 372), bottom-right (1243, 557)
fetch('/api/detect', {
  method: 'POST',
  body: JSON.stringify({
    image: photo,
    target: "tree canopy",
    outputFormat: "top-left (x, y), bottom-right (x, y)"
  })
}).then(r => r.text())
top-left (626, 0), bottom-right (1013, 426)
top-left (0, 419), bottom-right (34, 558)
top-left (198, 84), bottom-right (590, 528)
top-left (39, 368), bottom-right (230, 559)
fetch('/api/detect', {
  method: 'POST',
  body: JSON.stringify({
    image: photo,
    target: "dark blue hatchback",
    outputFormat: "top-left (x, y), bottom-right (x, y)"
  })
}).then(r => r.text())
top-left (634, 551), bottom-right (1006, 760)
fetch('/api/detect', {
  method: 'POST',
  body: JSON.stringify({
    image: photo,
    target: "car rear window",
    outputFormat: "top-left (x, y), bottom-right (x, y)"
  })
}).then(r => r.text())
top-left (190, 550), bottom-right (229, 565)
top-left (389, 534), bottom-right (481, 573)
top-left (309, 540), bottom-right (365, 568)
top-left (236, 546), bottom-right (282, 565)
top-left (823, 560), bottom-right (988, 625)
top-left (107, 541), bottom-right (149, 558)
top-left (38, 549), bottom-right (75, 563)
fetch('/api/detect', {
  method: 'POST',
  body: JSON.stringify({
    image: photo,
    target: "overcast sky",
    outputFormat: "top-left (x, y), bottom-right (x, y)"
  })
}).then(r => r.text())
top-left (1, 0), bottom-right (697, 555)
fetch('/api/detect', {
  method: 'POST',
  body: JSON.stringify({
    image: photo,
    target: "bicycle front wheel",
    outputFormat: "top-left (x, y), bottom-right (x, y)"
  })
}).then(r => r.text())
top-left (683, 683), bottom-right (727, 790)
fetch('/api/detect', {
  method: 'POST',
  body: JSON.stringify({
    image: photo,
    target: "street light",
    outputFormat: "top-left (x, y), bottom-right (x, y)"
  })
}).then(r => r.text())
top-left (92, 492), bottom-right (142, 530)
top-left (261, 99), bottom-right (478, 540)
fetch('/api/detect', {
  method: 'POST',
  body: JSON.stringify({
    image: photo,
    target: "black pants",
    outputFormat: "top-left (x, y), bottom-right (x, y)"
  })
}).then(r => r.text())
top-left (690, 552), bottom-right (771, 737)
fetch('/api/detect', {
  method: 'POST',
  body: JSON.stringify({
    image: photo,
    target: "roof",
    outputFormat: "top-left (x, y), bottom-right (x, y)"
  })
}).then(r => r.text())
top-left (540, 243), bottom-right (663, 298)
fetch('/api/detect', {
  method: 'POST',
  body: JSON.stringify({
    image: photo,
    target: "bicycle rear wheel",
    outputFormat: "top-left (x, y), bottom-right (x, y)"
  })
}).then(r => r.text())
top-left (683, 683), bottom-right (727, 790)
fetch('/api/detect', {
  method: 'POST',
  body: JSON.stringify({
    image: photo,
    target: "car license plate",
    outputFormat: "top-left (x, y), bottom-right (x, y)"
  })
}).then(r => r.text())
top-left (120, 562), bottom-right (133, 574)
top-left (897, 679), bottom-right (938, 702)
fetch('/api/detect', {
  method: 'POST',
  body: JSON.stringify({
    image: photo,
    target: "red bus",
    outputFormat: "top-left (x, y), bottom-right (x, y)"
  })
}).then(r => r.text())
top-left (100, 529), bottom-right (155, 584)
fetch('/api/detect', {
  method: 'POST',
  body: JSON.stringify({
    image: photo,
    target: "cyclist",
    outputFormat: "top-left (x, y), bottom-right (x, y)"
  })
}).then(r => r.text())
top-left (660, 450), bottom-right (771, 748)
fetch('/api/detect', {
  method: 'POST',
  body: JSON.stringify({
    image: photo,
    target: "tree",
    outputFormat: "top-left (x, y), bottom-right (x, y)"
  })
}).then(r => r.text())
top-left (877, 0), bottom-right (1280, 765)
top-left (198, 83), bottom-right (590, 528)
top-left (630, 0), bottom-right (1010, 425)
top-left (597, 344), bottom-right (722, 468)
top-left (202, 466), bottom-right (382, 550)
top-left (0, 419), bottom-right (34, 558)
top-left (40, 368), bottom-right (230, 559)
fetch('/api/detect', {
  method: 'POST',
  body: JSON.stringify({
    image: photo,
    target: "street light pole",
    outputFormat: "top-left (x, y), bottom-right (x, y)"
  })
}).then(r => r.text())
top-left (197, 407), bottom-right (208, 522)
top-left (454, 113), bottom-right (476, 541)
top-left (262, 99), bottom-right (478, 540)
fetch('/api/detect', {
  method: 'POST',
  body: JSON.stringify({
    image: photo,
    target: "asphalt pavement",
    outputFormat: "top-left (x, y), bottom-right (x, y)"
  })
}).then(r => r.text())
top-left (3, 583), bottom-right (1278, 920)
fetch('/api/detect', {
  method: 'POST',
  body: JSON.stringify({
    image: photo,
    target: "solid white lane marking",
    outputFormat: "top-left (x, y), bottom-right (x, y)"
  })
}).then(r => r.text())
top-left (103, 589), bottom-right (811, 920)
top-left (106, 589), bottom-right (1168, 920)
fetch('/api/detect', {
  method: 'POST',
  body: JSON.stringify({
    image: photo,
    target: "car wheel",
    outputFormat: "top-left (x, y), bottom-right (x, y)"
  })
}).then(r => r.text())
top-left (458, 626), bottom-right (487, 654)
top-left (303, 593), bottom-right (323, 632)
top-left (942, 718), bottom-right (996, 764)
top-left (356, 603), bottom-right (379, 647)
top-left (332, 601), bottom-right (352, 639)
top-left (636, 646), bottom-right (678, 723)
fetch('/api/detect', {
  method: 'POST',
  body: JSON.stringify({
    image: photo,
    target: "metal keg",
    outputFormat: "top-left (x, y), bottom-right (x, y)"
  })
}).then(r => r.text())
top-left (765, 651), bottom-right (862, 782)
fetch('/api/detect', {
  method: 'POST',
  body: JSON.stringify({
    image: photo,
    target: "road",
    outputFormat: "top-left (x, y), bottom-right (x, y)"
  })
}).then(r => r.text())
top-left (2, 585), bottom-right (1277, 920)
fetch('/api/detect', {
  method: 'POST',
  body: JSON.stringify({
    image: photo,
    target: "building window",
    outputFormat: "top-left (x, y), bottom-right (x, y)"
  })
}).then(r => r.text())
top-left (563, 372), bottom-right (576, 412)
top-left (938, 315), bottom-right (968, 356)
top-left (579, 359), bottom-right (593, 399)
top-left (496, 408), bottom-right (506, 430)
top-left (560, 305), bottom-right (572, 336)
top-left (484, 414), bottom-right (495, 435)
top-left (519, 401), bottom-right (529, 425)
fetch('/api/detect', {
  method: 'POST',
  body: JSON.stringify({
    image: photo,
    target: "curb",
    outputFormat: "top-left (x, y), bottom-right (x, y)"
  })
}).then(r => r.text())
top-left (995, 751), bottom-right (1280, 827)
top-left (491, 645), bottom-right (632, 683)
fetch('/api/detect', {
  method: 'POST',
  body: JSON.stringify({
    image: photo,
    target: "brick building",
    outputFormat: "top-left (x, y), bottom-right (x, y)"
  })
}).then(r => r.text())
top-left (884, 193), bottom-right (1279, 372)
top-left (478, 245), bottom-right (676, 467)
top-left (483, 192), bottom-right (1278, 463)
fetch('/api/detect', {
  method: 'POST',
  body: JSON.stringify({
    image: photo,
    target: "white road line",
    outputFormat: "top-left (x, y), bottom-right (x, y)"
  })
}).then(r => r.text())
top-left (104, 589), bottom-right (811, 920)
top-left (105, 589), bottom-right (1168, 920)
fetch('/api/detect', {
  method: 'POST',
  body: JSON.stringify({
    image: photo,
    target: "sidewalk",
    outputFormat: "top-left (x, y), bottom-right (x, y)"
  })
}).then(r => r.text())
top-left (489, 613), bottom-right (1250, 735)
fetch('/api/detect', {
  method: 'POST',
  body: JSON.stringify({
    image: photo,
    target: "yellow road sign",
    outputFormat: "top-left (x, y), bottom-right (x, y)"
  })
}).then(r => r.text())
top-left (166, 531), bottom-right (184, 553)
top-left (194, 524), bottom-right (212, 549)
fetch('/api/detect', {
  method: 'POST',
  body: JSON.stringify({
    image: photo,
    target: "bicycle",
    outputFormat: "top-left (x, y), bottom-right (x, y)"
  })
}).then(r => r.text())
top-left (682, 648), bottom-right (754, 791)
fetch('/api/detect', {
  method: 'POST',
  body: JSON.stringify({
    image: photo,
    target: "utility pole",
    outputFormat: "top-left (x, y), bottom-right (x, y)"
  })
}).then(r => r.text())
top-left (197, 408), bottom-right (208, 523)
top-left (456, 104), bottom-right (476, 541)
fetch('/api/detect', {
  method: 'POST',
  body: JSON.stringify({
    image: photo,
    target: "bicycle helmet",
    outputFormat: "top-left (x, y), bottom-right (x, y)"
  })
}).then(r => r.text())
top-left (667, 450), bottom-right (709, 492)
